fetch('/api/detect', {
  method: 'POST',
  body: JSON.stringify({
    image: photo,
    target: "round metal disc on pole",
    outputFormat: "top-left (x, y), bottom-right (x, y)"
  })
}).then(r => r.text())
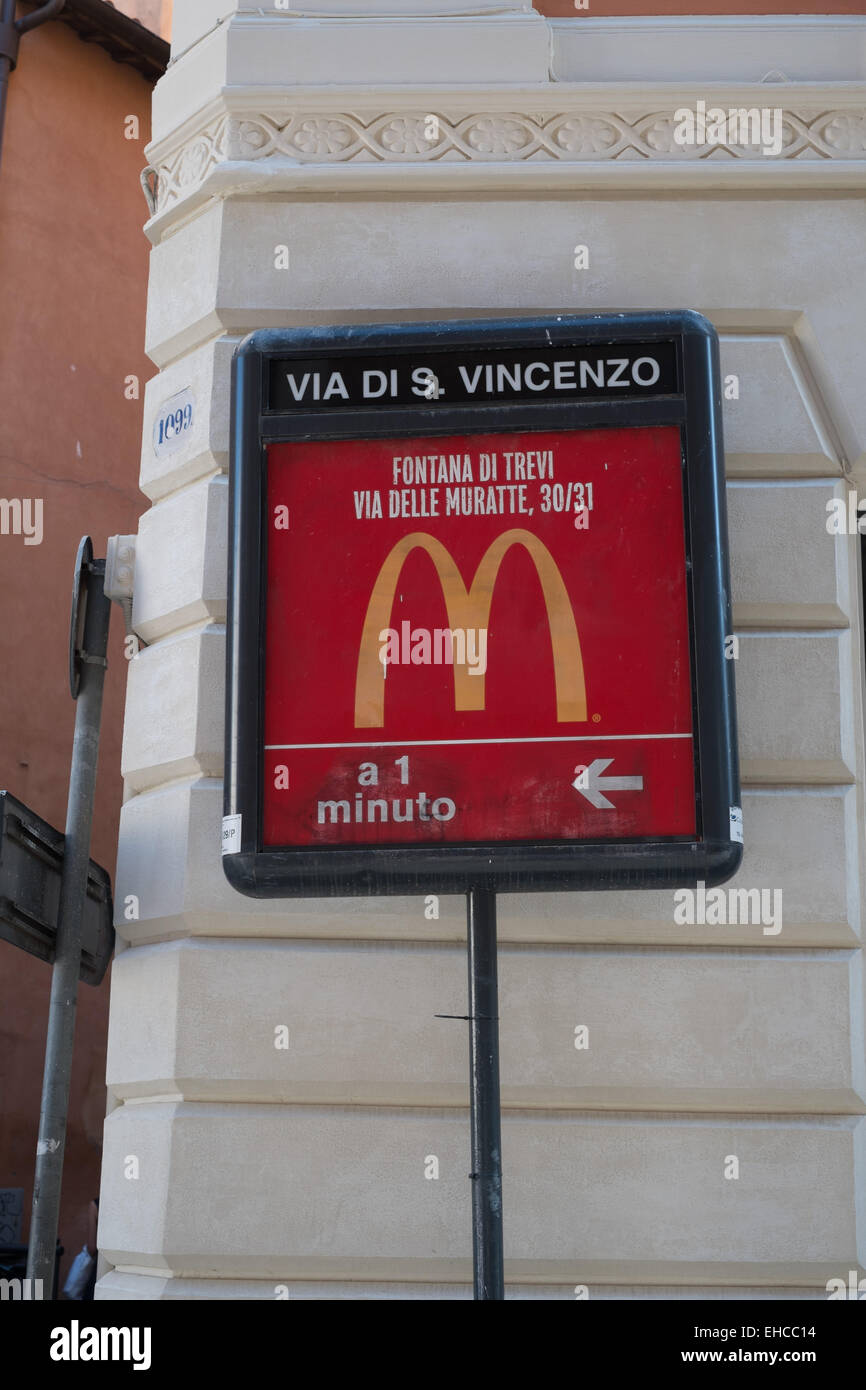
top-left (69, 535), bottom-right (93, 700)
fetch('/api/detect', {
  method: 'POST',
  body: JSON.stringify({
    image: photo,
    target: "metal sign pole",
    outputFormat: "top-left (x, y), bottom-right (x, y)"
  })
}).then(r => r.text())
top-left (467, 886), bottom-right (504, 1300)
top-left (26, 541), bottom-right (111, 1295)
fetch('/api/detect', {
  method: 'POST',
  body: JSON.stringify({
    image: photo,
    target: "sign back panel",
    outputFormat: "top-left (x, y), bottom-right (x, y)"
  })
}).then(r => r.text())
top-left (225, 313), bottom-right (741, 896)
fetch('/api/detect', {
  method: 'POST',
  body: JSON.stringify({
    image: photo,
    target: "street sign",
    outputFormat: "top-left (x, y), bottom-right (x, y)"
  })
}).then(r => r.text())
top-left (224, 312), bottom-right (741, 897)
top-left (0, 790), bottom-right (113, 986)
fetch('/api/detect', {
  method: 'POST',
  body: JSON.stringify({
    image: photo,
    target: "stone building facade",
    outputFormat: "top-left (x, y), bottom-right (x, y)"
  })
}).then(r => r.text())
top-left (99, 2), bottom-right (866, 1298)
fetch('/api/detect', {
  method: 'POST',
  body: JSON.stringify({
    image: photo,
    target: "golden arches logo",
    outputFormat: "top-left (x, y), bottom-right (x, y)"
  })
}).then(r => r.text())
top-left (354, 528), bottom-right (587, 728)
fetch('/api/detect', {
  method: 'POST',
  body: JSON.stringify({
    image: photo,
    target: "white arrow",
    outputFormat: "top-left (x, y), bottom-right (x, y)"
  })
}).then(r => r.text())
top-left (572, 757), bottom-right (644, 810)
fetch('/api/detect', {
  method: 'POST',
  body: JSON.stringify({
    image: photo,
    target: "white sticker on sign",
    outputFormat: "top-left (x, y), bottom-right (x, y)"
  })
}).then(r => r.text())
top-left (729, 806), bottom-right (743, 844)
top-left (222, 814), bottom-right (242, 855)
top-left (153, 387), bottom-right (194, 458)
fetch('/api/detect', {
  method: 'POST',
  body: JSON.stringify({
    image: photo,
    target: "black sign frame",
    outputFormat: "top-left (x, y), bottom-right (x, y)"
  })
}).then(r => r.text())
top-left (224, 312), bottom-right (741, 897)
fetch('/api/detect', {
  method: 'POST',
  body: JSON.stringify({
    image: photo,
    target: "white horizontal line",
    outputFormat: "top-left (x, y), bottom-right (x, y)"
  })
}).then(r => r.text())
top-left (265, 733), bottom-right (692, 750)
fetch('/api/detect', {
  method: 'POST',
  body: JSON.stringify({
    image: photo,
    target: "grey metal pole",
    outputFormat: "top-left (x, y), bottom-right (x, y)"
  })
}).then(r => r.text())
top-left (26, 554), bottom-right (111, 1296)
top-left (467, 886), bottom-right (505, 1300)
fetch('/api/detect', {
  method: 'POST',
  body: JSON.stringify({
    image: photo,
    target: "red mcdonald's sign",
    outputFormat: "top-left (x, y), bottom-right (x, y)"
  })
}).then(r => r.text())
top-left (224, 314), bottom-right (740, 897)
top-left (262, 425), bottom-right (696, 849)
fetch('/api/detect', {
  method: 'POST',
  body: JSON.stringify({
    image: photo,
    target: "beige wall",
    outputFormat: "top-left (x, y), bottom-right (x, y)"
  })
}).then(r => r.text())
top-left (97, 3), bottom-right (866, 1297)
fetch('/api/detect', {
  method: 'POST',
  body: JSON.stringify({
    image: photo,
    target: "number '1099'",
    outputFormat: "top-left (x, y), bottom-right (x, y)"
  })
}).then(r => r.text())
top-left (157, 403), bottom-right (193, 445)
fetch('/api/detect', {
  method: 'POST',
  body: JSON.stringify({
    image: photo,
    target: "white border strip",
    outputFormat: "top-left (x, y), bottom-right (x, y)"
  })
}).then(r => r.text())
top-left (266, 732), bottom-right (693, 750)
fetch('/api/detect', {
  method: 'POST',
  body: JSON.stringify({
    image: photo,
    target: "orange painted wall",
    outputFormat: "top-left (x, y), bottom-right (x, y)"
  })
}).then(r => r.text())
top-left (538, 2), bottom-right (865, 14)
top-left (110, 0), bottom-right (866, 26)
top-left (0, 15), bottom-right (154, 1293)
top-left (114, 0), bottom-right (172, 42)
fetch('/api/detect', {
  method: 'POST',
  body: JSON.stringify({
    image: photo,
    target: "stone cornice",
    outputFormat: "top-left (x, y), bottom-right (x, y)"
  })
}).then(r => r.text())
top-left (143, 86), bottom-right (866, 241)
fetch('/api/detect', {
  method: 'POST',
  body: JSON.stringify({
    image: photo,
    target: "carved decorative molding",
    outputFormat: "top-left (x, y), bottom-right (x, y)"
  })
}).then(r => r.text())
top-left (148, 107), bottom-right (866, 217)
